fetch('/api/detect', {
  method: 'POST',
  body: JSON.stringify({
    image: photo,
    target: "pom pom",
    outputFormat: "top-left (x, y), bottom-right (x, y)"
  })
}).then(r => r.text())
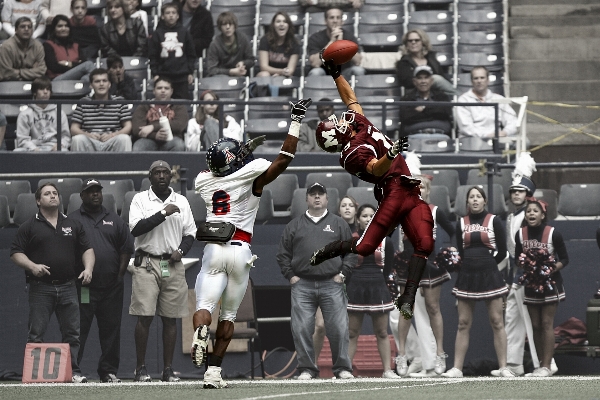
top-left (385, 251), bottom-right (410, 298)
top-left (434, 247), bottom-right (461, 272)
top-left (517, 248), bottom-right (556, 294)
top-left (404, 151), bottom-right (422, 177)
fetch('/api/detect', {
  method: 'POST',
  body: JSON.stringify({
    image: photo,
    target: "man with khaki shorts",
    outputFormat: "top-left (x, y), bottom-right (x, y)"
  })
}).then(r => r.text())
top-left (129, 160), bottom-right (197, 382)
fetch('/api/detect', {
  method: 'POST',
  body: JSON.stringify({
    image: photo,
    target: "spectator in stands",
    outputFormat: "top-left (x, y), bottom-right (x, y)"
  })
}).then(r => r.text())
top-left (131, 77), bottom-right (187, 151)
top-left (70, 68), bottom-right (133, 152)
top-left (107, 54), bottom-right (139, 100)
top-left (40, 0), bottom-right (72, 26)
top-left (173, 0), bottom-right (214, 57)
top-left (0, 112), bottom-right (6, 150)
top-left (456, 66), bottom-right (517, 139)
top-left (125, 0), bottom-right (148, 36)
top-left (185, 89), bottom-right (242, 151)
top-left (347, 204), bottom-right (400, 379)
top-left (14, 76), bottom-right (71, 152)
top-left (257, 12), bottom-right (301, 78)
top-left (185, 90), bottom-right (243, 151)
top-left (43, 15), bottom-right (96, 84)
top-left (206, 12), bottom-right (254, 77)
top-left (69, 178), bottom-right (134, 384)
top-left (148, 2), bottom-right (196, 100)
top-left (1, 0), bottom-right (46, 40)
top-left (100, 0), bottom-right (147, 58)
top-left (395, 29), bottom-right (456, 97)
top-left (307, 7), bottom-right (364, 79)
top-left (277, 183), bottom-right (356, 380)
top-left (70, 0), bottom-right (101, 61)
top-left (298, 98), bottom-right (335, 152)
top-left (338, 195), bottom-right (358, 232)
top-left (10, 182), bottom-right (94, 384)
top-left (0, 17), bottom-right (47, 81)
top-left (300, 0), bottom-right (363, 12)
top-left (399, 66), bottom-right (452, 139)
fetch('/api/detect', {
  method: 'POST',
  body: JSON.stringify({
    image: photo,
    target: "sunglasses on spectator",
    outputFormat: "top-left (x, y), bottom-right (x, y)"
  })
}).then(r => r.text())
top-left (407, 38), bottom-right (421, 43)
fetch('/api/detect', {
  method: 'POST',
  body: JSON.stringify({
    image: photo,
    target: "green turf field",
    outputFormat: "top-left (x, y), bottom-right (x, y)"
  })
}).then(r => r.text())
top-left (1, 377), bottom-right (599, 400)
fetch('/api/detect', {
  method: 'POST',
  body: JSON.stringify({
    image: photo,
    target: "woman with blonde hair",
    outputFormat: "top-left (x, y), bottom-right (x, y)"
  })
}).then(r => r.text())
top-left (395, 28), bottom-right (456, 97)
top-left (185, 89), bottom-right (242, 151)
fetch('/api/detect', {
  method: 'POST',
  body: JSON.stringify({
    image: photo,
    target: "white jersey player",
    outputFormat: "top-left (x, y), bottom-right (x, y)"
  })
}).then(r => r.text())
top-left (191, 98), bottom-right (312, 389)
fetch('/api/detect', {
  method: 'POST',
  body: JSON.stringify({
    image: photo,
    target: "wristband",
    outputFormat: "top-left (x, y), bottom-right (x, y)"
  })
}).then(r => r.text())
top-left (177, 248), bottom-right (184, 256)
top-left (386, 150), bottom-right (396, 160)
top-left (288, 120), bottom-right (300, 138)
top-left (279, 150), bottom-right (295, 158)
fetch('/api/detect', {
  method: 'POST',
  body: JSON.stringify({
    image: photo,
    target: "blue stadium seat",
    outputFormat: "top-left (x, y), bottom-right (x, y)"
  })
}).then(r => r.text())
top-left (259, 0), bottom-right (303, 13)
top-left (51, 80), bottom-right (90, 99)
top-left (358, 11), bottom-right (404, 34)
top-left (363, 0), bottom-right (403, 13)
top-left (0, 195), bottom-right (11, 228)
top-left (248, 97), bottom-right (293, 119)
top-left (120, 191), bottom-right (139, 222)
top-left (0, 180), bottom-right (31, 215)
top-left (302, 76), bottom-right (343, 101)
top-left (457, 52), bottom-right (504, 73)
top-left (421, 169), bottom-right (460, 203)
top-left (354, 74), bottom-right (401, 97)
top-left (255, 189), bottom-right (274, 223)
top-left (264, 174), bottom-right (299, 217)
top-left (557, 184), bottom-right (600, 218)
top-left (198, 76), bottom-right (248, 99)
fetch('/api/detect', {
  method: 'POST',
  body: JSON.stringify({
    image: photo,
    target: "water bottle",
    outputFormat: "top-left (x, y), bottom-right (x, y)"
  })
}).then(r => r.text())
top-left (158, 108), bottom-right (173, 141)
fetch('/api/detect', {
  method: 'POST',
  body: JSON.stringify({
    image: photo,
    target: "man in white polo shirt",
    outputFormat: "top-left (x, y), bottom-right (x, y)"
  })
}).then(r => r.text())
top-left (128, 160), bottom-right (197, 382)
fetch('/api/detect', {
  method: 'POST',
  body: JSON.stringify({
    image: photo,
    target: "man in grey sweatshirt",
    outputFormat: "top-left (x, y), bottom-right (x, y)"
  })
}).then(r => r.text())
top-left (277, 182), bottom-right (356, 380)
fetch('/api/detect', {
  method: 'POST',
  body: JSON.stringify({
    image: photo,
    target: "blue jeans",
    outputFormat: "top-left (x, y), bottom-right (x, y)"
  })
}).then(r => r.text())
top-left (28, 280), bottom-right (82, 374)
top-left (132, 137), bottom-right (185, 151)
top-left (308, 65), bottom-right (366, 80)
top-left (290, 278), bottom-right (352, 377)
top-left (53, 61), bottom-right (95, 85)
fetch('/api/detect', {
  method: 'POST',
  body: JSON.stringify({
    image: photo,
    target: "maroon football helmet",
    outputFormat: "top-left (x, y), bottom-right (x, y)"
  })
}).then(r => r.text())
top-left (315, 112), bottom-right (355, 153)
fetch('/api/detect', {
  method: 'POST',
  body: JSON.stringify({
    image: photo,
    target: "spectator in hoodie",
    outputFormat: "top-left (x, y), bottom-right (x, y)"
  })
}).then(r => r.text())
top-left (173, 0), bottom-right (214, 57)
top-left (148, 2), bottom-right (196, 99)
top-left (100, 0), bottom-right (147, 58)
top-left (131, 76), bottom-right (187, 151)
top-left (107, 54), bottom-right (139, 100)
top-left (206, 11), bottom-right (254, 77)
top-left (0, 17), bottom-right (47, 81)
top-left (1, 0), bottom-right (46, 40)
top-left (44, 15), bottom-right (96, 84)
top-left (70, 0), bottom-right (101, 61)
top-left (14, 76), bottom-right (71, 151)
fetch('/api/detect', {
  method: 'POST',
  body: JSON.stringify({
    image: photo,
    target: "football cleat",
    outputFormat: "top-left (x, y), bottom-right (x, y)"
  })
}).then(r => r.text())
top-left (191, 325), bottom-right (209, 367)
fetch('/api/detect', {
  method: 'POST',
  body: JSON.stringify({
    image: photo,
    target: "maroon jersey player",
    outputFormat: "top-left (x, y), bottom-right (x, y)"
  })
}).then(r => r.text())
top-left (309, 57), bottom-right (434, 320)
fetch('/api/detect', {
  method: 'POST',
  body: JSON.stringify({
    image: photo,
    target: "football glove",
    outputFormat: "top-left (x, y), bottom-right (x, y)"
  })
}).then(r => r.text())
top-left (387, 137), bottom-right (409, 159)
top-left (290, 98), bottom-right (313, 123)
top-left (319, 50), bottom-right (341, 79)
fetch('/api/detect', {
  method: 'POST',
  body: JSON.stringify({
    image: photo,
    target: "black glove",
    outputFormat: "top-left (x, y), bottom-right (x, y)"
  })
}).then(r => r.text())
top-left (239, 135), bottom-right (266, 159)
top-left (387, 137), bottom-right (409, 159)
top-left (290, 98), bottom-right (313, 123)
top-left (319, 50), bottom-right (341, 79)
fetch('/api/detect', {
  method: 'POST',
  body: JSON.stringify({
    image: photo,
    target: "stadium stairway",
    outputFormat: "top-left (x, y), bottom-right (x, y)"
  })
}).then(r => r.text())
top-left (508, 0), bottom-right (600, 146)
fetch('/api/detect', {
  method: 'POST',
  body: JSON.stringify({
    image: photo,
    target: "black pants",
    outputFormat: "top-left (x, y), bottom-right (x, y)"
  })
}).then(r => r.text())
top-left (171, 80), bottom-right (191, 100)
top-left (77, 280), bottom-right (124, 377)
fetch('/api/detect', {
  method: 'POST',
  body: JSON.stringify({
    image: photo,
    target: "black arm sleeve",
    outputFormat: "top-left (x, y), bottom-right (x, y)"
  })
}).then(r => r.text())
top-left (436, 208), bottom-right (455, 245)
top-left (130, 212), bottom-right (166, 237)
top-left (493, 216), bottom-right (508, 264)
top-left (515, 231), bottom-right (523, 259)
top-left (178, 235), bottom-right (194, 255)
top-left (553, 230), bottom-right (569, 268)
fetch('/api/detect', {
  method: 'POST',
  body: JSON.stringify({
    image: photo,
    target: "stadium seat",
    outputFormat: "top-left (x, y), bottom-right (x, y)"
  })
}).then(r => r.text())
top-left (409, 0), bottom-right (453, 11)
top-left (307, 11), bottom-right (354, 36)
top-left (67, 193), bottom-right (117, 215)
top-left (186, 191), bottom-right (208, 224)
top-left (255, 189), bottom-right (274, 223)
top-left (356, 180), bottom-right (375, 188)
top-left (421, 169), bottom-right (460, 203)
top-left (346, 187), bottom-right (377, 208)
top-left (99, 179), bottom-right (135, 214)
top-left (248, 97), bottom-right (293, 119)
top-left (51, 80), bottom-right (90, 99)
top-left (457, 0), bottom-right (502, 11)
top-left (359, 96), bottom-right (401, 135)
top-left (99, 57), bottom-right (150, 81)
top-left (456, 72), bottom-right (504, 96)
top-left (245, 118), bottom-right (290, 141)
top-left (86, 0), bottom-right (107, 15)
top-left (363, 0), bottom-right (403, 13)
top-left (36, 178), bottom-right (83, 210)
top-left (358, 32), bottom-right (403, 52)
top-left (0, 180), bottom-right (31, 215)
top-left (119, 190), bottom-right (139, 222)
top-left (532, 189), bottom-right (558, 221)
top-left (0, 81), bottom-right (34, 99)
top-left (302, 76), bottom-right (347, 104)
top-left (264, 174), bottom-right (299, 217)
top-left (259, 0), bottom-right (303, 13)
top-left (140, 0), bottom-right (158, 11)
top-left (354, 75), bottom-right (401, 97)
top-left (457, 52), bottom-right (504, 73)
top-left (305, 172), bottom-right (353, 198)
top-left (434, 47), bottom-right (454, 68)
top-left (358, 11), bottom-right (404, 35)
top-left (429, 185), bottom-right (452, 217)
top-left (408, 23), bottom-right (453, 46)
top-left (250, 76), bottom-right (300, 98)
top-left (408, 10), bottom-right (453, 25)
top-left (0, 195), bottom-right (11, 228)
top-left (453, 184), bottom-right (507, 218)
top-left (12, 193), bottom-right (39, 226)
top-left (407, 136), bottom-right (453, 153)
top-left (457, 136), bottom-right (494, 152)
top-left (557, 184), bottom-right (600, 218)
top-left (458, 9), bottom-right (503, 24)
top-left (198, 76), bottom-right (247, 100)
top-left (467, 168), bottom-right (512, 200)
top-left (457, 30), bottom-right (502, 46)
top-left (290, 187), bottom-right (339, 220)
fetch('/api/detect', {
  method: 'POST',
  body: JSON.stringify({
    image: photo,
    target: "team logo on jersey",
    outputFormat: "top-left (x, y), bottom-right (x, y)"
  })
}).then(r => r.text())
top-left (222, 147), bottom-right (236, 163)
top-left (103, 220), bottom-right (114, 226)
top-left (62, 227), bottom-right (73, 236)
top-left (323, 225), bottom-right (334, 232)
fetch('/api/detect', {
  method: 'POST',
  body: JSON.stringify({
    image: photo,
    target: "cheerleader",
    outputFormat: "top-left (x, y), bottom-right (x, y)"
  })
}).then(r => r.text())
top-left (516, 199), bottom-right (568, 377)
top-left (442, 186), bottom-right (512, 378)
top-left (346, 204), bottom-right (400, 379)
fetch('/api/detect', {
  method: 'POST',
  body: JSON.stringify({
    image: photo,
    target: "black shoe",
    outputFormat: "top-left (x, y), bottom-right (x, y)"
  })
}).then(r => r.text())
top-left (100, 373), bottom-right (121, 383)
top-left (310, 240), bottom-right (344, 266)
top-left (134, 365), bottom-right (152, 382)
top-left (162, 366), bottom-right (180, 382)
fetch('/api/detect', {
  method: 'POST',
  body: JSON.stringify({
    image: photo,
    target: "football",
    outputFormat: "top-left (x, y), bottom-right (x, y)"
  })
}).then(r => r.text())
top-left (322, 40), bottom-right (359, 65)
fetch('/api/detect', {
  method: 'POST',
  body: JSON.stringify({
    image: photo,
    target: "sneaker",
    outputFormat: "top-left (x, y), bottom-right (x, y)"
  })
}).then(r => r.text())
top-left (134, 365), bottom-right (152, 382)
top-left (336, 370), bottom-right (354, 379)
top-left (203, 366), bottom-right (228, 389)
top-left (382, 370), bottom-right (401, 379)
top-left (434, 353), bottom-right (447, 375)
top-left (406, 357), bottom-right (422, 375)
top-left (395, 355), bottom-right (408, 376)
top-left (72, 375), bottom-right (88, 383)
top-left (409, 369), bottom-right (438, 378)
top-left (162, 366), bottom-right (180, 382)
top-left (550, 359), bottom-right (558, 375)
top-left (532, 367), bottom-right (551, 377)
top-left (491, 364), bottom-right (523, 377)
top-left (441, 367), bottom-right (463, 378)
top-left (296, 371), bottom-right (313, 380)
top-left (100, 373), bottom-right (121, 383)
top-left (191, 325), bottom-right (209, 367)
top-left (497, 367), bottom-right (516, 377)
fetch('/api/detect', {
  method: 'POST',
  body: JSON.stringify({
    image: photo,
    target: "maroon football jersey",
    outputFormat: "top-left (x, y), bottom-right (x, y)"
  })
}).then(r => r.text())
top-left (339, 111), bottom-right (411, 185)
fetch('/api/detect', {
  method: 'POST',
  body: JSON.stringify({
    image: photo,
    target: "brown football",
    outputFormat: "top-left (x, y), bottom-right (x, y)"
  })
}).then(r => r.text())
top-left (322, 40), bottom-right (359, 65)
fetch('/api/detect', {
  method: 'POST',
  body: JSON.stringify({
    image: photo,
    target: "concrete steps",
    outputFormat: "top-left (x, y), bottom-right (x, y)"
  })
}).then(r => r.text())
top-left (509, 39), bottom-right (600, 61)
top-left (510, 24), bottom-right (600, 39)
top-left (511, 81), bottom-right (600, 102)
top-left (510, 4), bottom-right (600, 16)
top-left (524, 123), bottom-right (600, 147)
top-left (510, 60), bottom-right (600, 81)
top-left (525, 102), bottom-right (600, 125)
top-left (510, 0), bottom-right (599, 5)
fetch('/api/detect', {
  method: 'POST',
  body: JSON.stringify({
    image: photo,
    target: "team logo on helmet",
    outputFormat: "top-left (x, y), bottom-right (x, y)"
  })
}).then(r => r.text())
top-left (315, 113), bottom-right (354, 153)
top-left (222, 147), bottom-right (236, 164)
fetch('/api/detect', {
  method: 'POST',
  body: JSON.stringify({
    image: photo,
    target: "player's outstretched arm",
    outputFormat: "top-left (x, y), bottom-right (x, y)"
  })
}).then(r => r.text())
top-left (366, 137), bottom-right (409, 176)
top-left (253, 98), bottom-right (313, 193)
top-left (320, 53), bottom-right (363, 116)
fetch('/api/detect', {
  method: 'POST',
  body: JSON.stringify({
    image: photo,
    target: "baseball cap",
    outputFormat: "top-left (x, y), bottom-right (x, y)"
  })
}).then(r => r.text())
top-left (81, 178), bottom-right (103, 192)
top-left (307, 182), bottom-right (327, 195)
top-left (413, 65), bottom-right (433, 77)
top-left (149, 160), bottom-right (171, 172)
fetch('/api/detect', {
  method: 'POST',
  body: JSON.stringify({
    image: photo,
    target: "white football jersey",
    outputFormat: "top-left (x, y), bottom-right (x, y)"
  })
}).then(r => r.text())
top-left (194, 158), bottom-right (271, 235)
